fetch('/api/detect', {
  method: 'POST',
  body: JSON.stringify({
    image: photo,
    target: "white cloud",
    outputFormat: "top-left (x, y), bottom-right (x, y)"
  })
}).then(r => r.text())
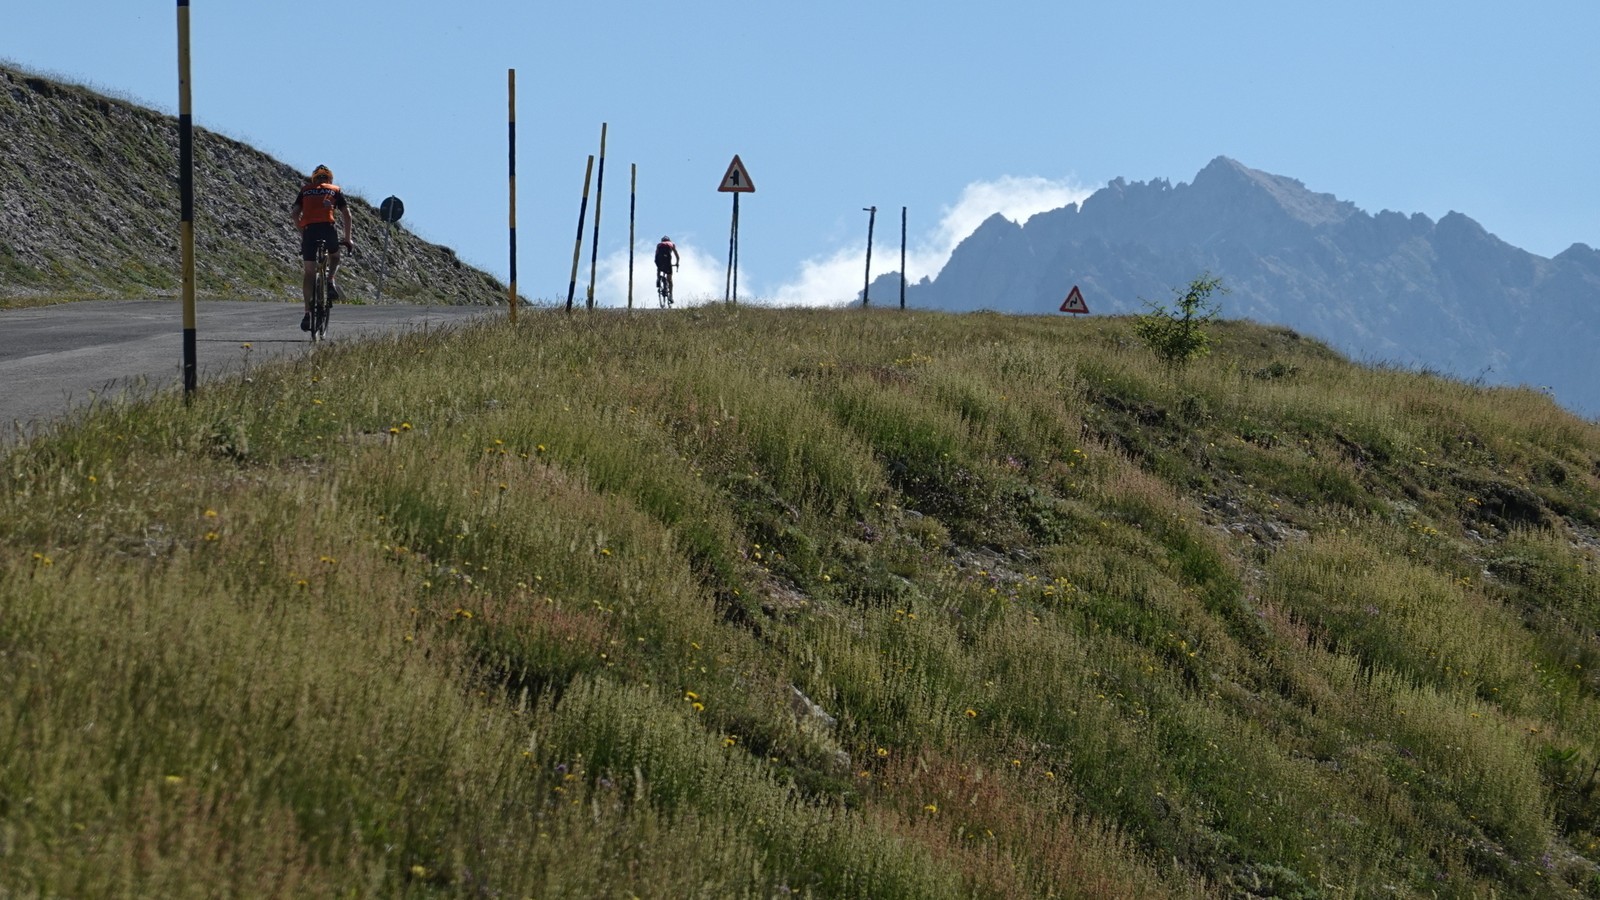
top-left (589, 239), bottom-right (731, 308)
top-left (576, 175), bottom-right (1091, 308)
top-left (769, 249), bottom-right (872, 308)
top-left (766, 175), bottom-right (1093, 308)
top-left (933, 176), bottom-right (1092, 260)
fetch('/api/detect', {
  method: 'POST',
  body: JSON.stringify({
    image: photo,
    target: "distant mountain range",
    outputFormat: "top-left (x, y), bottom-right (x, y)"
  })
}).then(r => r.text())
top-left (876, 157), bottom-right (1600, 418)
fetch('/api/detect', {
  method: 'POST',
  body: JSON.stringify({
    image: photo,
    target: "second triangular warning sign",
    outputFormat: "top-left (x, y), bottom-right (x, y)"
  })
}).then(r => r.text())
top-left (718, 155), bottom-right (755, 193)
top-left (1059, 285), bottom-right (1089, 314)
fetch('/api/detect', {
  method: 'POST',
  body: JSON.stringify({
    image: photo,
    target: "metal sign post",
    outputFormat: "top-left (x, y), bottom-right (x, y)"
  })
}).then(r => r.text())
top-left (719, 155), bottom-right (755, 304)
top-left (375, 196), bottom-right (404, 303)
top-left (726, 195), bottom-right (739, 304)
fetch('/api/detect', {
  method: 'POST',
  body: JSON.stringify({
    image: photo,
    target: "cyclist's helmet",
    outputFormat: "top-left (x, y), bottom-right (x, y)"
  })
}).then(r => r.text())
top-left (311, 165), bottom-right (334, 183)
top-left (661, 235), bottom-right (671, 242)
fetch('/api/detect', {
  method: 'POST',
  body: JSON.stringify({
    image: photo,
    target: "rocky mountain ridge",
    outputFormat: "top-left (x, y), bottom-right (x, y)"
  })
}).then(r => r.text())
top-left (882, 156), bottom-right (1600, 418)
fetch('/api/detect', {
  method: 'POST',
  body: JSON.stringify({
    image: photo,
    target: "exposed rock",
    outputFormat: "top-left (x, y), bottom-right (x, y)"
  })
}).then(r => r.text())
top-left (0, 64), bottom-right (504, 305)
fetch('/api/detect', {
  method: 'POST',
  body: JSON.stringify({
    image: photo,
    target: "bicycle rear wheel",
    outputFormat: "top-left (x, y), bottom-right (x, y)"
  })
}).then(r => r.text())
top-left (311, 246), bottom-right (331, 340)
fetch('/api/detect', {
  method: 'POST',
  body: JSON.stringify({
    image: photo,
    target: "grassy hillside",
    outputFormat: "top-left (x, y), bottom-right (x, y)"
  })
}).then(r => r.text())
top-left (0, 62), bottom-right (504, 305)
top-left (3, 306), bottom-right (1599, 898)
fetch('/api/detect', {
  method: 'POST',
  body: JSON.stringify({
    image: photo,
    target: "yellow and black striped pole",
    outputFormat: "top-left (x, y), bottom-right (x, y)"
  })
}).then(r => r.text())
top-left (565, 155), bottom-right (594, 312)
top-left (176, 0), bottom-right (197, 397)
top-left (507, 68), bottom-right (518, 324)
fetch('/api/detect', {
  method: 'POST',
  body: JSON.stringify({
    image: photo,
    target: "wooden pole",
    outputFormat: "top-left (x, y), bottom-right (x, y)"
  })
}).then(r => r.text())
top-left (628, 164), bottom-right (637, 309)
top-left (566, 155), bottom-right (594, 312)
top-left (862, 206), bottom-right (877, 307)
top-left (587, 123), bottom-right (606, 309)
top-left (900, 206), bottom-right (907, 310)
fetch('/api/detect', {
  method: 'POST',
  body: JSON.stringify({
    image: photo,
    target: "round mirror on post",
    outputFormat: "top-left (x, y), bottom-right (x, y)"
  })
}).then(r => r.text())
top-left (374, 196), bottom-right (404, 303)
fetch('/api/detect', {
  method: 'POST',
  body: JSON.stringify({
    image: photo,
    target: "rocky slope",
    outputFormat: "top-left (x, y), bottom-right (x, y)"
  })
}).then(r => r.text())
top-left (0, 64), bottom-right (504, 305)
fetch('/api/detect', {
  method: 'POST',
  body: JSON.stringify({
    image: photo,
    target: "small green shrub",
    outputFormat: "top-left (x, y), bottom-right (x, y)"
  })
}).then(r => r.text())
top-left (1134, 273), bottom-right (1227, 369)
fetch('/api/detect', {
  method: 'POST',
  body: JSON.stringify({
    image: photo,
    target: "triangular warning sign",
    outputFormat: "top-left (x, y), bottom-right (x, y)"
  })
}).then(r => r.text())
top-left (1059, 285), bottom-right (1089, 314)
top-left (718, 155), bottom-right (755, 193)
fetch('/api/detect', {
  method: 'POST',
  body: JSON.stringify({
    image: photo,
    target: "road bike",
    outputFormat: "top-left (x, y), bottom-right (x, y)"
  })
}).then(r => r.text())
top-left (655, 266), bottom-right (675, 308)
top-left (308, 243), bottom-right (333, 341)
top-left (308, 240), bottom-right (354, 341)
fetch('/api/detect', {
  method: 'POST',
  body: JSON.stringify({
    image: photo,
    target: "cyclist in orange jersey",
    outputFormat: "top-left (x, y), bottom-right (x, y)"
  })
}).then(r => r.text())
top-left (291, 164), bottom-right (354, 331)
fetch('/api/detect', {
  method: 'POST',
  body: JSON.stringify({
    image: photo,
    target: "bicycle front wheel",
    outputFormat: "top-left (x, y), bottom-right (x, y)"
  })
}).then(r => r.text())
top-left (311, 247), bottom-right (331, 340)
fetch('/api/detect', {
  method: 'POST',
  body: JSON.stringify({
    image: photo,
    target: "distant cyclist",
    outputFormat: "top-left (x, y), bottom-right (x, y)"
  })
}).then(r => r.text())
top-left (291, 164), bottom-right (354, 331)
top-left (654, 235), bottom-right (680, 301)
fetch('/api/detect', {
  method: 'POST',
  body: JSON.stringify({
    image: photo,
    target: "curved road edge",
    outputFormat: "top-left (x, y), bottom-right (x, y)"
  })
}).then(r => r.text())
top-left (0, 299), bottom-right (493, 443)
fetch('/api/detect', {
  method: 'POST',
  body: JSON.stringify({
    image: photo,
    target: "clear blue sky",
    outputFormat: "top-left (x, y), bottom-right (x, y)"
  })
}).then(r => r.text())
top-left (6, 2), bottom-right (1596, 307)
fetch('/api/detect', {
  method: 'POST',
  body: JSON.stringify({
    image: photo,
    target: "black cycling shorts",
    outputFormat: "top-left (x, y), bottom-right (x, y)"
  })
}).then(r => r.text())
top-left (300, 223), bottom-right (340, 262)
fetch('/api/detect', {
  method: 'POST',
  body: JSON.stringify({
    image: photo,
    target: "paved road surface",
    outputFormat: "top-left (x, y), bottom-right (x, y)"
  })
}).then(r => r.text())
top-left (0, 299), bottom-right (492, 441)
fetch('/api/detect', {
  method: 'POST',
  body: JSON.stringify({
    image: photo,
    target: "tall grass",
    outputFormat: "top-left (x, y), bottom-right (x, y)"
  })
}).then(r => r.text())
top-left (3, 305), bottom-right (1599, 897)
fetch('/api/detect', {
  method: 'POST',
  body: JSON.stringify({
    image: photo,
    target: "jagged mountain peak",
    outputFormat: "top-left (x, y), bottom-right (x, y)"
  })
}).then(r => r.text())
top-left (973, 211), bottom-right (1023, 235)
top-left (1437, 210), bottom-right (1486, 231)
top-left (1554, 242), bottom-right (1600, 274)
top-left (901, 155), bottom-right (1600, 417)
top-left (1190, 156), bottom-right (1357, 228)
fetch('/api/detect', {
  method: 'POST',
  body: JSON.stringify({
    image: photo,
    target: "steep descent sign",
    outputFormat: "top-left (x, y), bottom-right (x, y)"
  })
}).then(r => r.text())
top-left (1060, 284), bottom-right (1090, 314)
top-left (718, 155), bottom-right (755, 193)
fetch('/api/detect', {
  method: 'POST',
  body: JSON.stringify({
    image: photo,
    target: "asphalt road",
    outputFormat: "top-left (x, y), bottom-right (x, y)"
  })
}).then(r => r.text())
top-left (0, 299), bottom-right (493, 441)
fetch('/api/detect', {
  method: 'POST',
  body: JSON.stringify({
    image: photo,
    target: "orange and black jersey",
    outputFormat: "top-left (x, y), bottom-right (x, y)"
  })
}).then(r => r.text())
top-left (293, 182), bottom-right (347, 228)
